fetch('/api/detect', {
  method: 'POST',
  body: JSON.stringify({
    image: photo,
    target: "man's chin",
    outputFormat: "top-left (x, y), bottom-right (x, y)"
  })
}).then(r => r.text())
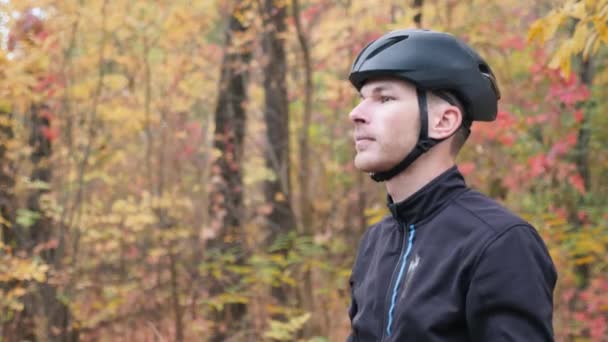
top-left (354, 158), bottom-right (391, 173)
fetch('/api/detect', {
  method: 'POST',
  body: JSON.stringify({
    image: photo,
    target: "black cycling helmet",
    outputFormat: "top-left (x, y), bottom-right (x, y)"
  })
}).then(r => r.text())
top-left (349, 29), bottom-right (501, 182)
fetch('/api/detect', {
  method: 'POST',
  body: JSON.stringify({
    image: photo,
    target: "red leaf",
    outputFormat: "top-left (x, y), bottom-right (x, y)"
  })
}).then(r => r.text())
top-left (565, 133), bottom-right (577, 146)
top-left (549, 133), bottom-right (577, 159)
top-left (526, 113), bottom-right (550, 125)
top-left (47, 239), bottom-right (59, 249)
top-left (574, 312), bottom-right (587, 322)
top-left (577, 210), bottom-right (588, 223)
top-left (36, 30), bottom-right (49, 41)
top-left (562, 288), bottom-right (575, 302)
top-left (126, 246), bottom-right (140, 259)
top-left (472, 122), bottom-right (496, 141)
top-left (302, 4), bottom-right (322, 22)
top-left (498, 134), bottom-right (515, 146)
top-left (536, 113), bottom-right (549, 123)
top-left (41, 126), bottom-right (59, 141)
top-left (503, 165), bottom-right (524, 191)
top-left (574, 110), bottom-right (584, 123)
top-left (501, 36), bottom-right (525, 50)
top-left (554, 206), bottom-right (568, 220)
top-left (40, 109), bottom-right (55, 121)
top-left (549, 75), bottom-right (591, 105)
top-left (528, 155), bottom-right (547, 177)
top-left (591, 316), bottom-right (607, 340)
top-left (496, 110), bottom-right (515, 126)
top-left (458, 162), bottom-right (475, 176)
top-left (569, 173), bottom-right (586, 194)
top-left (177, 144), bottom-right (194, 161)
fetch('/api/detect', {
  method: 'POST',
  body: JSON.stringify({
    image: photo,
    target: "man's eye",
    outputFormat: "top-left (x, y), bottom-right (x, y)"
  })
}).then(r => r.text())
top-left (380, 96), bottom-right (394, 103)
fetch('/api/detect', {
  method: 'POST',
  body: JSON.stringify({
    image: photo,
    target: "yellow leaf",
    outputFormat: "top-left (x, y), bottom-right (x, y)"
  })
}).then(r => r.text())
top-left (574, 255), bottom-right (595, 265)
top-left (0, 214), bottom-right (11, 228)
top-left (594, 17), bottom-right (608, 42)
top-left (527, 20), bottom-right (546, 43)
top-left (567, 1), bottom-right (587, 20)
top-left (71, 79), bottom-right (95, 100)
top-left (364, 206), bottom-right (387, 225)
top-left (549, 42), bottom-right (572, 76)
top-left (0, 99), bottom-right (12, 113)
top-left (584, 0), bottom-right (599, 9)
top-left (103, 74), bottom-right (129, 91)
top-left (32, 263), bottom-right (48, 282)
top-left (9, 287), bottom-right (27, 298)
top-left (269, 254), bottom-right (287, 266)
top-left (9, 300), bottom-right (24, 311)
top-left (275, 192), bottom-right (286, 202)
top-left (571, 23), bottom-right (590, 54)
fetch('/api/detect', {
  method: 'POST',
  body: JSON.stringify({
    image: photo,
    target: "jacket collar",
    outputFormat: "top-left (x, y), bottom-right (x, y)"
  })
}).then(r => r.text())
top-left (387, 166), bottom-right (467, 225)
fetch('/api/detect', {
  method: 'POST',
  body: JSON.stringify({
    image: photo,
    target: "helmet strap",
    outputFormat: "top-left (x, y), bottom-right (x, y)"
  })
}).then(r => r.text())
top-left (370, 88), bottom-right (440, 182)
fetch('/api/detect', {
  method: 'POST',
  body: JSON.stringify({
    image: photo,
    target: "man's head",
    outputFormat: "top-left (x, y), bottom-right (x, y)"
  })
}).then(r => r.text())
top-left (350, 78), bottom-right (467, 173)
top-left (348, 29), bottom-right (500, 182)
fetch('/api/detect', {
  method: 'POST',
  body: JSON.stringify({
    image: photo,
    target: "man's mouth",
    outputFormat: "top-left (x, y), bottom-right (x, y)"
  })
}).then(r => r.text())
top-left (355, 135), bottom-right (375, 142)
top-left (354, 136), bottom-right (375, 150)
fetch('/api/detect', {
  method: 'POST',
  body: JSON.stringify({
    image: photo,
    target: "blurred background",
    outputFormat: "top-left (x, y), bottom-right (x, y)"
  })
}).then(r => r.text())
top-left (0, 0), bottom-right (606, 341)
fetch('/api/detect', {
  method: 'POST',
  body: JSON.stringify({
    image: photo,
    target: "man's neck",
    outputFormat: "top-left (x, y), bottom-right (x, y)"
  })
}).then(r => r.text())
top-left (385, 152), bottom-right (455, 203)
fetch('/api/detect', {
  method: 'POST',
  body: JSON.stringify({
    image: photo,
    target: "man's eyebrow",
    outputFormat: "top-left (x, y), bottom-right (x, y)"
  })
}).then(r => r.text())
top-left (361, 84), bottom-right (393, 97)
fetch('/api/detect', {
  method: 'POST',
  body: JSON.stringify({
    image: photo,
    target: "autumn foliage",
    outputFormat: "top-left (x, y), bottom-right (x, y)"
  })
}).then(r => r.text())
top-left (0, 0), bottom-right (606, 341)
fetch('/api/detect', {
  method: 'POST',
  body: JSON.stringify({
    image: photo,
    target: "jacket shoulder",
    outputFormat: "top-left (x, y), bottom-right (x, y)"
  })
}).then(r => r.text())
top-left (452, 189), bottom-right (529, 235)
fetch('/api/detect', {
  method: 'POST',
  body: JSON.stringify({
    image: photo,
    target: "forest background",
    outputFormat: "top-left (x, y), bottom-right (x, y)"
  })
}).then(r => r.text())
top-left (0, 0), bottom-right (606, 341)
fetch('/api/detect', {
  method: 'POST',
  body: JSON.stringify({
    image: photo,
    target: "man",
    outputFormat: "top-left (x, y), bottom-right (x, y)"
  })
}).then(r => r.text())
top-left (347, 29), bottom-right (557, 341)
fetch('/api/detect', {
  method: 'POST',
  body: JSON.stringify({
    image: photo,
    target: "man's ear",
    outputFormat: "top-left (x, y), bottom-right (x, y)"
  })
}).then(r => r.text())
top-left (428, 104), bottom-right (463, 140)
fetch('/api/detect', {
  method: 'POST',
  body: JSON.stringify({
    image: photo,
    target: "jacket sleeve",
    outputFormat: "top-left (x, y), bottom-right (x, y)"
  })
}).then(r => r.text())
top-left (466, 225), bottom-right (557, 341)
top-left (346, 275), bottom-right (358, 342)
top-left (347, 227), bottom-right (374, 342)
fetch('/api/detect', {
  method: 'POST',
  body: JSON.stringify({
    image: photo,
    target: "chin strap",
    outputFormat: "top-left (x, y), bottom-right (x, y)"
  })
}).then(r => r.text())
top-left (370, 88), bottom-right (440, 182)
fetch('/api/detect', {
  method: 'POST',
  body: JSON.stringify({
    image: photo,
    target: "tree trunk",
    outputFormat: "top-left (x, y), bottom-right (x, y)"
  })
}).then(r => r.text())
top-left (292, 0), bottom-right (313, 239)
top-left (261, 0), bottom-right (297, 307)
top-left (0, 110), bottom-right (16, 247)
top-left (575, 58), bottom-right (592, 192)
top-left (157, 105), bottom-right (184, 342)
top-left (291, 0), bottom-right (319, 336)
top-left (24, 104), bottom-right (78, 342)
top-left (207, 2), bottom-right (252, 340)
top-left (413, 0), bottom-right (423, 27)
top-left (0, 109), bottom-right (27, 340)
top-left (168, 245), bottom-right (184, 342)
top-left (571, 57), bottom-right (593, 289)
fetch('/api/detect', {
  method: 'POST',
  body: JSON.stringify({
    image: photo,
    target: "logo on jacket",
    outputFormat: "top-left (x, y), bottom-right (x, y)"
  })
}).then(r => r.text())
top-left (400, 254), bottom-right (420, 299)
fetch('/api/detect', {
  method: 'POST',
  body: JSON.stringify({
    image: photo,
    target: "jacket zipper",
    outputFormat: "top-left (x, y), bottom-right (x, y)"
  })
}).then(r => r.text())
top-left (381, 223), bottom-right (416, 341)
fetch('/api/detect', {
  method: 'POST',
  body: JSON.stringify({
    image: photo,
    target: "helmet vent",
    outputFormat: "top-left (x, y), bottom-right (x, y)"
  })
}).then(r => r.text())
top-left (478, 63), bottom-right (491, 74)
top-left (479, 63), bottom-right (501, 100)
top-left (365, 35), bottom-right (409, 61)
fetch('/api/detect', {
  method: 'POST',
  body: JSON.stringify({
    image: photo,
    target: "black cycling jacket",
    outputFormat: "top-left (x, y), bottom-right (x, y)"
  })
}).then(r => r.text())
top-left (348, 166), bottom-right (557, 341)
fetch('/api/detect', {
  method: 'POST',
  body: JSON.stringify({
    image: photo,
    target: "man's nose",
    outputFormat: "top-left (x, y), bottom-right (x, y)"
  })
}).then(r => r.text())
top-left (349, 101), bottom-right (369, 124)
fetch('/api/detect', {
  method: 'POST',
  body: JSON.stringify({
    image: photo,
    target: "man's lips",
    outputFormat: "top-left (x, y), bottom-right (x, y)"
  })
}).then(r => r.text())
top-left (354, 136), bottom-right (375, 150)
top-left (354, 135), bottom-right (375, 142)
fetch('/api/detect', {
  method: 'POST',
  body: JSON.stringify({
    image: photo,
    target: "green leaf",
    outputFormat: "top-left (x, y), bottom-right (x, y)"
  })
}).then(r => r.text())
top-left (26, 179), bottom-right (51, 191)
top-left (264, 313), bottom-right (311, 341)
top-left (16, 209), bottom-right (40, 229)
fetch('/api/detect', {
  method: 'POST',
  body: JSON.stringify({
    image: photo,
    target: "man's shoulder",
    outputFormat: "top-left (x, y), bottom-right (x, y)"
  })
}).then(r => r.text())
top-left (449, 189), bottom-right (531, 235)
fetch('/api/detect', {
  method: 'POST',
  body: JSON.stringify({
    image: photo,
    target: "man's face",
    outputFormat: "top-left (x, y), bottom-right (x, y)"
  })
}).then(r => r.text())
top-left (349, 78), bottom-right (420, 173)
